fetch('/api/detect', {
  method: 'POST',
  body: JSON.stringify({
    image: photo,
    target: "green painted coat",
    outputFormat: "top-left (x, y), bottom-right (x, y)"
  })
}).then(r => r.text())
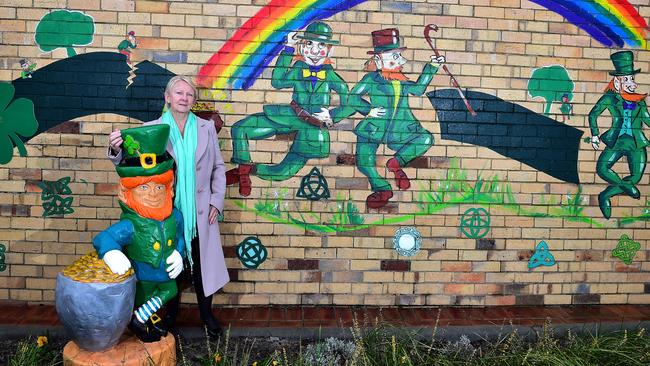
top-left (346, 63), bottom-right (439, 143)
top-left (263, 50), bottom-right (349, 158)
top-left (589, 91), bottom-right (650, 149)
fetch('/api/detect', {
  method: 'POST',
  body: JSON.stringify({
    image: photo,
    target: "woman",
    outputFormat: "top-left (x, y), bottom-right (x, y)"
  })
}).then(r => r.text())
top-left (108, 75), bottom-right (229, 336)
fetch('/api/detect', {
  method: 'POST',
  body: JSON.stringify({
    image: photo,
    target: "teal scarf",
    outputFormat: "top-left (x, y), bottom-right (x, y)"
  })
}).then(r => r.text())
top-left (162, 110), bottom-right (197, 266)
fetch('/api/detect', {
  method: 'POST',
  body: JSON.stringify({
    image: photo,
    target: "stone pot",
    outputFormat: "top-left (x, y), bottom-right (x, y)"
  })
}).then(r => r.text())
top-left (55, 272), bottom-right (136, 352)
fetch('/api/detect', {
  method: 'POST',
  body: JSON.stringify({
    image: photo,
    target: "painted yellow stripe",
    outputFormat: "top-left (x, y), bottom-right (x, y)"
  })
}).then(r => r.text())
top-left (212, 0), bottom-right (318, 90)
top-left (593, 0), bottom-right (646, 48)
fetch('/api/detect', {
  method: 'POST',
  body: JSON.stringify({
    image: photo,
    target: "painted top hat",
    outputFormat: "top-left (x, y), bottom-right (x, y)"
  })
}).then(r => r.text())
top-left (367, 28), bottom-right (407, 55)
top-left (297, 22), bottom-right (339, 45)
top-left (609, 50), bottom-right (641, 76)
top-left (116, 124), bottom-right (173, 178)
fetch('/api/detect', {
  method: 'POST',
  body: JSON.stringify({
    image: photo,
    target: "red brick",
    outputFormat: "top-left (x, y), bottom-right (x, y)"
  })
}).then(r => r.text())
top-left (441, 261), bottom-right (471, 272)
top-left (380, 260), bottom-right (410, 272)
top-left (287, 259), bottom-right (319, 270)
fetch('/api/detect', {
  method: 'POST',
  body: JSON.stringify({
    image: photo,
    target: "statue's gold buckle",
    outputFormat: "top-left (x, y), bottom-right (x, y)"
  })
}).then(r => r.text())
top-left (140, 153), bottom-right (157, 169)
top-left (150, 313), bottom-right (161, 324)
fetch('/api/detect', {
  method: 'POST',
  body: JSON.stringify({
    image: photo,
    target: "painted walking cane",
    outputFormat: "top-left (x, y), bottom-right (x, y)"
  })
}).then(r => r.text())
top-left (424, 24), bottom-right (477, 116)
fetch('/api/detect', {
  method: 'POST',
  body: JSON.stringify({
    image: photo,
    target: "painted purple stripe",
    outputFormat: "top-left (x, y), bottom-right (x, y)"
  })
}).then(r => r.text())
top-left (529, 0), bottom-right (618, 47)
top-left (232, 0), bottom-right (368, 90)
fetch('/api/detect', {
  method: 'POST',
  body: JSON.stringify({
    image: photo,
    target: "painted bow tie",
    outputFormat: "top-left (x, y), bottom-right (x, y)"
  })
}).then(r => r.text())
top-left (302, 69), bottom-right (326, 80)
top-left (623, 101), bottom-right (637, 110)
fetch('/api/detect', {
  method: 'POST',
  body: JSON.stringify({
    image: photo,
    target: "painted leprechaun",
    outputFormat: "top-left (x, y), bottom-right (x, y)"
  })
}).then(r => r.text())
top-left (589, 51), bottom-right (650, 219)
top-left (226, 21), bottom-right (350, 196)
top-left (93, 124), bottom-right (185, 342)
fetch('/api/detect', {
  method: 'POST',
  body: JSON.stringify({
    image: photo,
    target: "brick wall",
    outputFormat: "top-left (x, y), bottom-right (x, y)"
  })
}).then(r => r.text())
top-left (1, 0), bottom-right (649, 306)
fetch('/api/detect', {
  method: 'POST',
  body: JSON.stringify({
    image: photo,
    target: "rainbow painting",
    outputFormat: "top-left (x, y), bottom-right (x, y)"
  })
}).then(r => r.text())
top-left (529, 0), bottom-right (648, 49)
top-left (197, 0), bottom-right (367, 91)
top-left (198, 0), bottom-right (649, 91)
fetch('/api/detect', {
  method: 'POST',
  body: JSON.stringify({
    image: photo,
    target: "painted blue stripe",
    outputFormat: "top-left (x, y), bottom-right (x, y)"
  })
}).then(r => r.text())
top-left (232, 0), bottom-right (368, 90)
top-left (574, 0), bottom-right (640, 47)
top-left (529, 0), bottom-right (620, 47)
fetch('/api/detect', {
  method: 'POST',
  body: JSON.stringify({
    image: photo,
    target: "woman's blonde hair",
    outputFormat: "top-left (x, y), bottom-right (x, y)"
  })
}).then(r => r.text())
top-left (164, 75), bottom-right (198, 108)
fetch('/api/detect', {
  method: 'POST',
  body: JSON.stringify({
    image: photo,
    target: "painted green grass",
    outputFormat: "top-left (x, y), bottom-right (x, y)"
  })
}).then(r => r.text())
top-left (620, 199), bottom-right (650, 226)
top-left (233, 160), bottom-right (603, 233)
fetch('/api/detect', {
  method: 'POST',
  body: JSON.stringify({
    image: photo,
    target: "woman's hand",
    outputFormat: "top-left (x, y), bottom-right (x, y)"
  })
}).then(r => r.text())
top-left (208, 205), bottom-right (220, 224)
top-left (109, 129), bottom-right (123, 151)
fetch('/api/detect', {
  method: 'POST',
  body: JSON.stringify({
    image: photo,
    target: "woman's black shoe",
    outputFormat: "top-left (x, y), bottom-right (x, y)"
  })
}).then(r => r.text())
top-left (202, 315), bottom-right (222, 337)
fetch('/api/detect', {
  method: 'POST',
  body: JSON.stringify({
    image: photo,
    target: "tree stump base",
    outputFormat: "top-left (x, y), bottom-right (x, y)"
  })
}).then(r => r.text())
top-left (63, 333), bottom-right (176, 366)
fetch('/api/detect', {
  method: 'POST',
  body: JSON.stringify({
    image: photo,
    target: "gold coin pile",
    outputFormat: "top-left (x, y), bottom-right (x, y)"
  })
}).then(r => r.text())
top-left (63, 251), bottom-right (134, 283)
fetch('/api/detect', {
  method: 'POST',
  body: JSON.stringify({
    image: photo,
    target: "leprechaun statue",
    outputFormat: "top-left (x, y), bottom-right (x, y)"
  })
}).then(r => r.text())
top-left (93, 124), bottom-right (185, 342)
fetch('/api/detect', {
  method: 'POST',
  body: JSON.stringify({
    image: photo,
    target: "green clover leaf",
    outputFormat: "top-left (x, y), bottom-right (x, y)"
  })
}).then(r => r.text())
top-left (0, 82), bottom-right (39, 164)
top-left (123, 135), bottom-right (140, 155)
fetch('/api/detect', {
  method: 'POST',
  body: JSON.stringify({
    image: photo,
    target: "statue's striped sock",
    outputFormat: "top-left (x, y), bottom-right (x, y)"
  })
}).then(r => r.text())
top-left (134, 296), bottom-right (162, 323)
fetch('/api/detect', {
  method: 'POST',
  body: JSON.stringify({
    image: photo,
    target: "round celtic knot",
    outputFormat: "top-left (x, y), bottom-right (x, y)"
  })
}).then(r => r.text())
top-left (612, 234), bottom-right (640, 265)
top-left (297, 167), bottom-right (330, 201)
top-left (393, 227), bottom-right (422, 257)
top-left (236, 236), bottom-right (267, 269)
top-left (460, 207), bottom-right (490, 239)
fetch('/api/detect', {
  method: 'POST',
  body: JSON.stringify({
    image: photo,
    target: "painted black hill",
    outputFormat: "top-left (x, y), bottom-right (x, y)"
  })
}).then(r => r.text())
top-left (13, 52), bottom-right (176, 142)
top-left (428, 88), bottom-right (583, 184)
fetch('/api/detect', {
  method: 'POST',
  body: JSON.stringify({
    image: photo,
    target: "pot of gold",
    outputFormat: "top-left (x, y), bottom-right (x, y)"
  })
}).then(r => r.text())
top-left (55, 251), bottom-right (136, 352)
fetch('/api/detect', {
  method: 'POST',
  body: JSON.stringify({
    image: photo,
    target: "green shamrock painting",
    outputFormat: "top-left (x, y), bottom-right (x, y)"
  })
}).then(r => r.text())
top-left (0, 82), bottom-right (38, 165)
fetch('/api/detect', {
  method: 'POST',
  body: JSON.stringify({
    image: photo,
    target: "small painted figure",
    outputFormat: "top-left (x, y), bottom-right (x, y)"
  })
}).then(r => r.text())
top-left (226, 22), bottom-right (350, 196)
top-left (117, 31), bottom-right (138, 64)
top-left (589, 51), bottom-right (650, 219)
top-left (19, 59), bottom-right (36, 79)
top-left (560, 93), bottom-right (573, 122)
top-left (94, 124), bottom-right (185, 342)
top-left (346, 28), bottom-right (444, 209)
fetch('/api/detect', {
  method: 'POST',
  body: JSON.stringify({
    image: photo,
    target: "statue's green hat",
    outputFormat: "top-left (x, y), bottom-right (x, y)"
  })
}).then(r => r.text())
top-left (116, 124), bottom-right (173, 177)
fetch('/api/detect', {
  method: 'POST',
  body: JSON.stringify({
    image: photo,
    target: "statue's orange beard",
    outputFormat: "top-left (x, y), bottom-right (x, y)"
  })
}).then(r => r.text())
top-left (120, 189), bottom-right (173, 221)
top-left (119, 170), bottom-right (174, 221)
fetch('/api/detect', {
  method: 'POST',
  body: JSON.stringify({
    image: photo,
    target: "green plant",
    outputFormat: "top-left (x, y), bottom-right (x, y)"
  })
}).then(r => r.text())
top-left (236, 158), bottom-right (604, 233)
top-left (554, 186), bottom-right (585, 217)
top-left (254, 188), bottom-right (289, 218)
top-left (327, 193), bottom-right (364, 227)
top-left (8, 335), bottom-right (60, 366)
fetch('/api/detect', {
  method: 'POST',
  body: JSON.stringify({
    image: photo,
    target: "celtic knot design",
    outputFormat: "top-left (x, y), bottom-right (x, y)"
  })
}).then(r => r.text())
top-left (528, 241), bottom-right (556, 269)
top-left (296, 167), bottom-right (330, 201)
top-left (393, 227), bottom-right (422, 257)
top-left (613, 234), bottom-right (640, 265)
top-left (236, 236), bottom-right (268, 269)
top-left (460, 207), bottom-right (490, 239)
top-left (38, 177), bottom-right (74, 217)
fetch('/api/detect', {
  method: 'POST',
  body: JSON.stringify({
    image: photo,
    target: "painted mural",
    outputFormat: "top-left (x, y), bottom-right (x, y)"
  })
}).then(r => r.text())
top-left (35, 10), bottom-right (94, 57)
top-left (589, 51), bottom-right (650, 219)
top-left (347, 27), bottom-right (444, 209)
top-left (0, 83), bottom-right (38, 164)
top-left (1, 0), bottom-right (650, 307)
top-left (529, 0), bottom-right (649, 48)
top-left (527, 65), bottom-right (574, 117)
top-left (226, 22), bottom-right (349, 196)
